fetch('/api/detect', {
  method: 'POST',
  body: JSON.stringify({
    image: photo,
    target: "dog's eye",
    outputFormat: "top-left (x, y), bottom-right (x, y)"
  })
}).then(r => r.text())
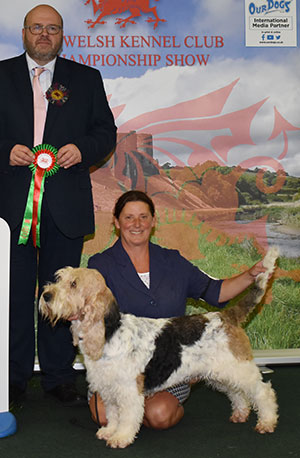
top-left (70, 280), bottom-right (77, 288)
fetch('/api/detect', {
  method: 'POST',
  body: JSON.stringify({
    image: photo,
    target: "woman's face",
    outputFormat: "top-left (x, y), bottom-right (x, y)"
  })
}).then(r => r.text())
top-left (115, 201), bottom-right (156, 248)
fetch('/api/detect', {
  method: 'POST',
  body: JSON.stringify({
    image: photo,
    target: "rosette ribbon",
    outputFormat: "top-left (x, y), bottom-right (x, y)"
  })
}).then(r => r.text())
top-left (18, 144), bottom-right (60, 248)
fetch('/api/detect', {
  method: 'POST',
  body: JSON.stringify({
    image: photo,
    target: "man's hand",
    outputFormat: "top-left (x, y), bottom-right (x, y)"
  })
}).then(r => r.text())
top-left (9, 145), bottom-right (35, 166)
top-left (57, 144), bottom-right (82, 169)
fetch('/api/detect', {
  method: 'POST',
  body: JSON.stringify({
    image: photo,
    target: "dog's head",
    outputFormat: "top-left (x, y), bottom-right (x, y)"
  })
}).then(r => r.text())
top-left (40, 267), bottom-right (116, 360)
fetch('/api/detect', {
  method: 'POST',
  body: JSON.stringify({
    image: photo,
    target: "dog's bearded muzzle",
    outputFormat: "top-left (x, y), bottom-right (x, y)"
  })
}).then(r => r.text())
top-left (40, 286), bottom-right (71, 326)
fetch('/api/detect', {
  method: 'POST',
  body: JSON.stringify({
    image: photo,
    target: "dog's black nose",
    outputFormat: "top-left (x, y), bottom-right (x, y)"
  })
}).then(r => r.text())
top-left (43, 292), bottom-right (52, 302)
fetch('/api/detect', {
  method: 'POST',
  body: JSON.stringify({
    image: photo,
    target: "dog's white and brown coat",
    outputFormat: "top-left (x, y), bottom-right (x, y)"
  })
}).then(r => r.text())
top-left (40, 247), bottom-right (279, 448)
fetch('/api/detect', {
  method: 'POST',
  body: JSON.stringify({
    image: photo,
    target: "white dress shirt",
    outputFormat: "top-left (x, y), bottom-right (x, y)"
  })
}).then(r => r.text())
top-left (26, 53), bottom-right (56, 109)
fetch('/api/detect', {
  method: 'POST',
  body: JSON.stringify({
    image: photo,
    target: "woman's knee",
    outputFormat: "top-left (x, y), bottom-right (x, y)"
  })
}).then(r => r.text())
top-left (144, 392), bottom-right (184, 430)
top-left (89, 390), bottom-right (185, 430)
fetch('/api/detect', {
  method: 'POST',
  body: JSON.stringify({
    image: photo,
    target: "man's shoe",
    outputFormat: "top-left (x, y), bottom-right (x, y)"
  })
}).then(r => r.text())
top-left (45, 383), bottom-right (86, 406)
top-left (9, 385), bottom-right (26, 407)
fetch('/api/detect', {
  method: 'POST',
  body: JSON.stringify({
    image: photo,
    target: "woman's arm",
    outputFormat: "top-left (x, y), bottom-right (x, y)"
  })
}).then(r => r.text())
top-left (218, 260), bottom-right (267, 303)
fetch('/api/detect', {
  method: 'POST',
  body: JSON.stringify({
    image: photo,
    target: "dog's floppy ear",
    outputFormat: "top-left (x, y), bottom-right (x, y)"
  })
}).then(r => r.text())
top-left (80, 281), bottom-right (118, 360)
top-left (81, 319), bottom-right (106, 361)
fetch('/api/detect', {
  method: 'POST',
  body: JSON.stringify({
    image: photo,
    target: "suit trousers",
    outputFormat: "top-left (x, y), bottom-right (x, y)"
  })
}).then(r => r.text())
top-left (9, 196), bottom-right (84, 391)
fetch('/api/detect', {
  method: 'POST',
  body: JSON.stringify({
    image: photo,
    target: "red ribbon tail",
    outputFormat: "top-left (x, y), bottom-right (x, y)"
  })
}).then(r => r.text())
top-left (32, 167), bottom-right (44, 247)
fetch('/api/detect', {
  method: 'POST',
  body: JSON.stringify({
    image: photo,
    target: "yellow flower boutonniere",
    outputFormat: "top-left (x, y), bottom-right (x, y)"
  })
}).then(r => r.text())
top-left (46, 83), bottom-right (70, 106)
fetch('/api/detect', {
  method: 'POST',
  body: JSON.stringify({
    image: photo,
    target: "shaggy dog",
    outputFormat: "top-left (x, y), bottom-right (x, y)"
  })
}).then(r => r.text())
top-left (40, 247), bottom-right (279, 448)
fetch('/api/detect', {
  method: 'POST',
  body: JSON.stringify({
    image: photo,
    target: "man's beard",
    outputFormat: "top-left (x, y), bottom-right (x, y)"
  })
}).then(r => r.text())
top-left (23, 37), bottom-right (63, 62)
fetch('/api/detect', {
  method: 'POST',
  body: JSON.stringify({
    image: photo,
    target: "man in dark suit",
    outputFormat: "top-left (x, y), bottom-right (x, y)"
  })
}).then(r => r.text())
top-left (0, 4), bottom-right (117, 405)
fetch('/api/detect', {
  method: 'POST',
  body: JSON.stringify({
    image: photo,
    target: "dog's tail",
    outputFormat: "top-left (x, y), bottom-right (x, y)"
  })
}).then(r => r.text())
top-left (222, 246), bottom-right (279, 326)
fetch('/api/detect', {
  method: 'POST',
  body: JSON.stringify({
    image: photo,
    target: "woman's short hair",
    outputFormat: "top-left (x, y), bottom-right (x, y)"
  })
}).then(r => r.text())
top-left (113, 190), bottom-right (155, 219)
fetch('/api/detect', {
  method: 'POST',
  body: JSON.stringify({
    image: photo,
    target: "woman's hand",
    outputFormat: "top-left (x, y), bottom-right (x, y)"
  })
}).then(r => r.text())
top-left (219, 260), bottom-right (267, 303)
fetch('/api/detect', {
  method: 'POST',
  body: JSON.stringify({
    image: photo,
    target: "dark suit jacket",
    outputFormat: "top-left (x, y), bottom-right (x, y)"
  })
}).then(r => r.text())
top-left (88, 238), bottom-right (226, 318)
top-left (0, 53), bottom-right (116, 238)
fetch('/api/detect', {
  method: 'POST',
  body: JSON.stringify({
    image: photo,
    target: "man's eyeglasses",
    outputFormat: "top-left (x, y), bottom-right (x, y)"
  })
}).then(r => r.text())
top-left (24, 24), bottom-right (62, 35)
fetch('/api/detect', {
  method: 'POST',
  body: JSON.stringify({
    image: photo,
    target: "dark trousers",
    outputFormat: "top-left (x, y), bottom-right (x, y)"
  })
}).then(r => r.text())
top-left (9, 198), bottom-right (84, 391)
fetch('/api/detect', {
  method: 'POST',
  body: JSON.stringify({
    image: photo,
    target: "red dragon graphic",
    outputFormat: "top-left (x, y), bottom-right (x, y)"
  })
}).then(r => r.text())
top-left (84, 0), bottom-right (166, 29)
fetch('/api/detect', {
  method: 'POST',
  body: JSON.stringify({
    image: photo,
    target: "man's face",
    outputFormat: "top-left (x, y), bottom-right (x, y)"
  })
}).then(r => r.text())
top-left (22, 5), bottom-right (63, 65)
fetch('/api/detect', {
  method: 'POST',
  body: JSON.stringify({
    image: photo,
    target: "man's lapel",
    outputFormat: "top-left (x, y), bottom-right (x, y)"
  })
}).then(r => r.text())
top-left (11, 54), bottom-right (34, 139)
top-left (44, 57), bottom-right (71, 138)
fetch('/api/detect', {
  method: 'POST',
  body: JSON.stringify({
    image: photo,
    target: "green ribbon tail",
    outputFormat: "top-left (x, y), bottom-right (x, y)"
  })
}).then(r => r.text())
top-left (18, 171), bottom-right (36, 245)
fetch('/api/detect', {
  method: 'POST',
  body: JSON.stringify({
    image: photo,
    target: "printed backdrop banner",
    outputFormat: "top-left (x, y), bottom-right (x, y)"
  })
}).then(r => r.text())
top-left (1, 0), bottom-right (299, 351)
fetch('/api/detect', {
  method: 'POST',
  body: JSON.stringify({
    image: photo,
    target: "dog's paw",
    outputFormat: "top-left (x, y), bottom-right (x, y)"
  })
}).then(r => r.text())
top-left (255, 421), bottom-right (276, 434)
top-left (230, 408), bottom-right (250, 423)
top-left (106, 432), bottom-right (135, 449)
top-left (96, 425), bottom-right (116, 441)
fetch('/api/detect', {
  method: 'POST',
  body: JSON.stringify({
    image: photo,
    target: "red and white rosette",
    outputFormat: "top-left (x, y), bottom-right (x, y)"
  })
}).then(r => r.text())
top-left (18, 144), bottom-right (60, 248)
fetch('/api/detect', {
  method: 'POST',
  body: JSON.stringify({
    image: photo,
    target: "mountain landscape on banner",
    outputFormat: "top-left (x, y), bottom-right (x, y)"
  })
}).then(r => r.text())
top-left (90, 160), bottom-right (298, 212)
top-left (84, 159), bottom-right (300, 256)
